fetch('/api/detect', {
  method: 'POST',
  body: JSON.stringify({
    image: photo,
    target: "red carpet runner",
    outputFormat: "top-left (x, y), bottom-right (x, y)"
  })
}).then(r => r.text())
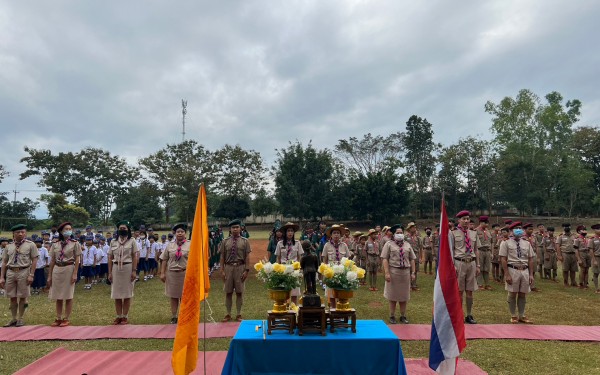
top-left (14, 348), bottom-right (487, 375)
top-left (2, 322), bottom-right (600, 342)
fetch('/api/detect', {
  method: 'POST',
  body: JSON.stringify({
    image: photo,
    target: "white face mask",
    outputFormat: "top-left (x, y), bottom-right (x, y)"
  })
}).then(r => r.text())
top-left (394, 234), bottom-right (404, 241)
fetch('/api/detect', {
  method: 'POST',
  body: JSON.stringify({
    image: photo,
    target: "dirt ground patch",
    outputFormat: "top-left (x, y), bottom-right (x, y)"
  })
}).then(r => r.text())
top-left (249, 239), bottom-right (269, 263)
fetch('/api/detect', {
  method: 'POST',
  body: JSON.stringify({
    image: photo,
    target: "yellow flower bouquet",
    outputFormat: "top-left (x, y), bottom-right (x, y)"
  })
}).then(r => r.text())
top-left (318, 257), bottom-right (366, 290)
top-left (254, 261), bottom-right (302, 291)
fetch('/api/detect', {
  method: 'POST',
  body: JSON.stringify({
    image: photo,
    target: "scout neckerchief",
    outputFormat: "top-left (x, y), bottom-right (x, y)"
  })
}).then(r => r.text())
top-left (393, 239), bottom-right (406, 267)
top-left (330, 239), bottom-right (341, 261)
top-left (116, 236), bottom-right (129, 270)
top-left (12, 238), bottom-right (26, 264)
top-left (514, 237), bottom-right (522, 259)
top-left (479, 227), bottom-right (488, 241)
top-left (578, 234), bottom-right (588, 249)
top-left (59, 239), bottom-right (70, 262)
top-left (284, 240), bottom-right (294, 263)
top-left (458, 225), bottom-right (472, 255)
top-left (175, 239), bottom-right (186, 261)
top-left (229, 235), bottom-right (239, 262)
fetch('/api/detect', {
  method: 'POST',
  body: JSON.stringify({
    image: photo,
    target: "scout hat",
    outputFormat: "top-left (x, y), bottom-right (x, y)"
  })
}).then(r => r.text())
top-left (325, 224), bottom-right (345, 237)
top-left (172, 223), bottom-right (188, 232)
top-left (406, 222), bottom-right (416, 230)
top-left (381, 226), bottom-right (391, 234)
top-left (280, 222), bottom-right (300, 233)
top-left (359, 234), bottom-right (368, 240)
top-left (228, 219), bottom-right (242, 227)
top-left (352, 231), bottom-right (363, 237)
top-left (455, 210), bottom-right (470, 218)
top-left (10, 224), bottom-right (27, 231)
top-left (366, 229), bottom-right (379, 236)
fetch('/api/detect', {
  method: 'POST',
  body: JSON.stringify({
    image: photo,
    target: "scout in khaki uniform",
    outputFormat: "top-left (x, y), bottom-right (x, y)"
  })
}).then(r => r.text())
top-left (108, 220), bottom-right (139, 325)
top-left (381, 224), bottom-right (416, 324)
top-left (323, 224), bottom-right (352, 308)
top-left (0, 224), bottom-right (39, 327)
top-left (219, 219), bottom-right (252, 322)
top-left (275, 222), bottom-right (304, 304)
top-left (523, 223), bottom-right (540, 292)
top-left (574, 225), bottom-right (591, 289)
top-left (535, 224), bottom-right (546, 278)
top-left (499, 222), bottom-right (534, 324)
top-left (450, 210), bottom-right (481, 324)
top-left (556, 223), bottom-right (578, 287)
top-left (422, 227), bottom-right (434, 275)
top-left (433, 225), bottom-right (440, 272)
top-left (47, 222), bottom-right (82, 327)
top-left (365, 229), bottom-right (381, 291)
top-left (542, 227), bottom-right (559, 282)
top-left (160, 223), bottom-right (190, 324)
top-left (405, 222), bottom-right (422, 291)
top-left (490, 224), bottom-right (501, 282)
top-left (476, 216), bottom-right (493, 290)
top-left (590, 224), bottom-right (600, 294)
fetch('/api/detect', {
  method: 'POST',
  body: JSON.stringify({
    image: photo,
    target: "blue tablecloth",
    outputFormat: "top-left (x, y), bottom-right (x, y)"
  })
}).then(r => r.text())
top-left (221, 319), bottom-right (407, 375)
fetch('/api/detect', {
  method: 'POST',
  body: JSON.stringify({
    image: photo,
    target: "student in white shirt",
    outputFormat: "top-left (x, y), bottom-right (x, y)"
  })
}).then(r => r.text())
top-left (32, 238), bottom-right (50, 294)
top-left (81, 237), bottom-right (97, 290)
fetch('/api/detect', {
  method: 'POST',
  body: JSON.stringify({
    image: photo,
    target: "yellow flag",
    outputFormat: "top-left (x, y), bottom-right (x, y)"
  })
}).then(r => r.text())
top-left (172, 184), bottom-right (211, 375)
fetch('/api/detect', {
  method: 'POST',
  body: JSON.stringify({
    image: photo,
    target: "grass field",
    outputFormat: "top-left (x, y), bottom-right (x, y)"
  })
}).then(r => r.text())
top-left (1, 230), bottom-right (600, 374)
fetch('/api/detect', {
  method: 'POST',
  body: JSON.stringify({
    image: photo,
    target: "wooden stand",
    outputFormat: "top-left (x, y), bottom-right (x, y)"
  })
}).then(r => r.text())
top-left (297, 305), bottom-right (326, 336)
top-left (329, 308), bottom-right (356, 333)
top-left (267, 311), bottom-right (296, 334)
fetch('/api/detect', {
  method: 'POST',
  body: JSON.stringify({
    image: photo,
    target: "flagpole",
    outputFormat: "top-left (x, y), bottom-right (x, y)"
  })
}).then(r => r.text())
top-left (203, 298), bottom-right (207, 375)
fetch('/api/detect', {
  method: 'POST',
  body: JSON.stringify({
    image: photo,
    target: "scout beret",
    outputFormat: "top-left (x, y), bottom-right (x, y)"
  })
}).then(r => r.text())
top-left (479, 216), bottom-right (489, 222)
top-left (508, 221), bottom-right (522, 230)
top-left (522, 223), bottom-right (533, 229)
top-left (406, 222), bottom-right (416, 229)
top-left (455, 210), bottom-right (470, 218)
top-left (576, 225), bottom-right (586, 232)
top-left (389, 224), bottom-right (403, 234)
top-left (590, 224), bottom-right (600, 230)
top-left (547, 227), bottom-right (555, 231)
top-left (491, 223), bottom-right (500, 228)
top-left (228, 219), bottom-right (242, 227)
top-left (10, 224), bottom-right (27, 231)
top-left (172, 223), bottom-right (188, 232)
top-left (116, 220), bottom-right (131, 229)
top-left (562, 223), bottom-right (571, 228)
top-left (504, 219), bottom-right (513, 225)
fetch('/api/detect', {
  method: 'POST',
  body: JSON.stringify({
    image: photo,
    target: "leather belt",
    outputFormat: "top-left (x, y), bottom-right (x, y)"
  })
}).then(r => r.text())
top-left (112, 261), bottom-right (132, 264)
top-left (8, 266), bottom-right (30, 271)
top-left (56, 262), bottom-right (75, 267)
top-left (479, 247), bottom-right (491, 251)
top-left (170, 269), bottom-right (186, 272)
top-left (508, 264), bottom-right (528, 270)
top-left (454, 257), bottom-right (475, 263)
top-left (226, 261), bottom-right (245, 266)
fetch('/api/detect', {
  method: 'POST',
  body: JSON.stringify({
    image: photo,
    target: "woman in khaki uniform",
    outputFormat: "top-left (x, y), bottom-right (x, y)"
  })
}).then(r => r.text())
top-left (47, 222), bottom-right (82, 327)
top-left (108, 221), bottom-right (139, 325)
top-left (381, 224), bottom-right (416, 324)
top-left (160, 223), bottom-right (190, 324)
top-left (275, 222), bottom-right (304, 305)
top-left (322, 224), bottom-right (352, 308)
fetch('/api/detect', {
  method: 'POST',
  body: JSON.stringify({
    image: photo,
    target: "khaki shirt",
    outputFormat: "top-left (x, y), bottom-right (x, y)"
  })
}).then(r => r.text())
top-left (161, 240), bottom-right (191, 271)
top-left (573, 236), bottom-right (590, 252)
top-left (556, 234), bottom-right (576, 254)
top-left (542, 236), bottom-right (556, 253)
top-left (499, 237), bottom-right (533, 265)
top-left (451, 227), bottom-right (480, 259)
top-left (2, 240), bottom-right (38, 268)
top-left (423, 235), bottom-right (433, 250)
top-left (524, 235), bottom-right (537, 252)
top-left (590, 236), bottom-right (600, 256)
top-left (381, 240), bottom-right (416, 268)
top-left (275, 240), bottom-right (304, 263)
top-left (219, 236), bottom-right (251, 264)
top-left (366, 238), bottom-right (380, 257)
top-left (491, 232), bottom-right (499, 254)
top-left (50, 240), bottom-right (82, 263)
top-left (109, 237), bottom-right (139, 263)
top-left (353, 243), bottom-right (366, 259)
top-left (535, 233), bottom-right (545, 249)
top-left (322, 241), bottom-right (351, 264)
top-left (379, 236), bottom-right (391, 251)
top-left (476, 228), bottom-right (492, 249)
top-left (405, 234), bottom-right (422, 257)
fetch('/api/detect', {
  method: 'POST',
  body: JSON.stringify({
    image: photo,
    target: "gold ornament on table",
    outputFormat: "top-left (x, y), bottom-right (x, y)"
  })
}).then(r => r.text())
top-left (255, 261), bottom-right (302, 313)
top-left (318, 257), bottom-right (366, 311)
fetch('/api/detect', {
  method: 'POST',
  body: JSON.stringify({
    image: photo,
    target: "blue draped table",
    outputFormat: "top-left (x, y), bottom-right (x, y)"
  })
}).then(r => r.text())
top-left (221, 319), bottom-right (407, 375)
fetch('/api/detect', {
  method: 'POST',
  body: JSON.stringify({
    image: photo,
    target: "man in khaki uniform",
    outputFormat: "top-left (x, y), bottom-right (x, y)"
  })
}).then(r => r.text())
top-left (542, 227), bottom-right (559, 282)
top-left (0, 224), bottom-right (39, 327)
top-left (450, 210), bottom-right (481, 324)
top-left (523, 223), bottom-right (540, 292)
top-left (574, 225), bottom-right (591, 289)
top-left (405, 222), bottom-right (422, 291)
top-left (499, 222), bottom-right (534, 324)
top-left (556, 223), bottom-right (578, 287)
top-left (365, 229), bottom-right (381, 291)
top-left (219, 219), bottom-right (251, 322)
top-left (422, 227), bottom-right (434, 275)
top-left (476, 216), bottom-right (493, 290)
top-left (433, 225), bottom-right (440, 272)
top-left (490, 224), bottom-right (501, 282)
top-left (590, 224), bottom-right (600, 294)
top-left (535, 224), bottom-right (547, 278)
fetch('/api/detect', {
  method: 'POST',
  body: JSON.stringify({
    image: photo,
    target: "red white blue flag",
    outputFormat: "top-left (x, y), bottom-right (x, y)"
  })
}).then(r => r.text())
top-left (429, 198), bottom-right (467, 374)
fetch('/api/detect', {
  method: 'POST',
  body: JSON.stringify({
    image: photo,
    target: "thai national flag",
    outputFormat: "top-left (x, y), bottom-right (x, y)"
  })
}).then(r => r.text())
top-left (429, 198), bottom-right (467, 374)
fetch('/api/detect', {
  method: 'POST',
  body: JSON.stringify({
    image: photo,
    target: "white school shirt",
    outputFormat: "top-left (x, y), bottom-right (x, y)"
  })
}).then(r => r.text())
top-left (100, 244), bottom-right (109, 264)
top-left (137, 238), bottom-right (150, 257)
top-left (36, 247), bottom-right (50, 268)
top-left (148, 242), bottom-right (158, 258)
top-left (82, 245), bottom-right (97, 266)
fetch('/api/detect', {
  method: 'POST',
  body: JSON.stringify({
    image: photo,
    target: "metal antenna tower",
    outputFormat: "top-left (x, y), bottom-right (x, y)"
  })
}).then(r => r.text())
top-left (181, 99), bottom-right (187, 142)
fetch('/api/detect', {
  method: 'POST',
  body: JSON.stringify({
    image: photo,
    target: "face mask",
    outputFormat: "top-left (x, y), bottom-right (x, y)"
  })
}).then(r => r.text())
top-left (140, 236), bottom-right (146, 240)
top-left (513, 229), bottom-right (524, 237)
top-left (118, 229), bottom-right (129, 236)
top-left (63, 230), bottom-right (72, 237)
top-left (564, 228), bottom-right (571, 233)
top-left (426, 231), bottom-right (431, 235)
top-left (581, 232), bottom-right (587, 236)
top-left (394, 234), bottom-right (404, 241)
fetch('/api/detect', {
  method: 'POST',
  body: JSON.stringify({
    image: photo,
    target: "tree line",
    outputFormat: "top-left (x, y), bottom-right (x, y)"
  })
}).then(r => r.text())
top-left (1, 89), bottom-right (599, 229)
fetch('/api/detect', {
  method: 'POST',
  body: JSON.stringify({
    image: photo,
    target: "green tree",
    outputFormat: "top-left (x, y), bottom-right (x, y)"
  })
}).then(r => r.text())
top-left (212, 144), bottom-right (266, 198)
top-left (40, 193), bottom-right (90, 227)
top-left (111, 182), bottom-right (163, 229)
top-left (0, 197), bottom-right (39, 230)
top-left (251, 189), bottom-right (279, 221)
top-left (335, 133), bottom-right (404, 176)
top-left (571, 126), bottom-right (600, 191)
top-left (273, 141), bottom-right (335, 220)
top-left (0, 165), bottom-right (7, 183)
top-left (214, 195), bottom-right (251, 220)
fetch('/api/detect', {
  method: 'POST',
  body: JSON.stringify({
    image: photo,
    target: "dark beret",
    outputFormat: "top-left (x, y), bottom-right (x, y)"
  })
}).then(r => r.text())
top-left (228, 219), bottom-right (242, 227)
top-left (11, 224), bottom-right (27, 231)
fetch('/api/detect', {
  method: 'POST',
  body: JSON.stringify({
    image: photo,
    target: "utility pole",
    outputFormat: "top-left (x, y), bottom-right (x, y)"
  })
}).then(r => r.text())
top-left (13, 184), bottom-right (18, 203)
top-left (181, 99), bottom-right (187, 142)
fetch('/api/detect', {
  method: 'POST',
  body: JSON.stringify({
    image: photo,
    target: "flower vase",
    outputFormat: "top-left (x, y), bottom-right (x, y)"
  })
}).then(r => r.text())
top-left (268, 289), bottom-right (291, 313)
top-left (333, 289), bottom-right (354, 311)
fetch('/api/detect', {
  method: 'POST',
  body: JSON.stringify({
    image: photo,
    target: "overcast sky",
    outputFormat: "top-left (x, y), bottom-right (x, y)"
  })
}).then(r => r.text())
top-left (1, 0), bottom-right (599, 218)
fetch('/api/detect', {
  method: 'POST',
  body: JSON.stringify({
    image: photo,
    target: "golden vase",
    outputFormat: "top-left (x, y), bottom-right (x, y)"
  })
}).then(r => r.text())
top-left (268, 289), bottom-right (291, 313)
top-left (333, 289), bottom-right (354, 311)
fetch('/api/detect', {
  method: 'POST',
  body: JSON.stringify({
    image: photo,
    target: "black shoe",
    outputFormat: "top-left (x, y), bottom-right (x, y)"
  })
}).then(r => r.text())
top-left (399, 316), bottom-right (409, 324)
top-left (170, 317), bottom-right (178, 324)
top-left (389, 316), bottom-right (397, 324)
top-left (465, 315), bottom-right (477, 324)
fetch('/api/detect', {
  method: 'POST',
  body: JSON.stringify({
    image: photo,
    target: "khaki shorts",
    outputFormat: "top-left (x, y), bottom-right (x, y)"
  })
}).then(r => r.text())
top-left (479, 249), bottom-right (491, 273)
top-left (423, 250), bottom-right (434, 262)
top-left (505, 267), bottom-right (531, 293)
top-left (592, 256), bottom-right (600, 274)
top-left (562, 253), bottom-right (578, 273)
top-left (579, 251), bottom-right (592, 268)
top-left (454, 259), bottom-right (478, 292)
top-left (223, 264), bottom-right (245, 294)
top-left (544, 252), bottom-right (557, 270)
top-left (5, 268), bottom-right (30, 298)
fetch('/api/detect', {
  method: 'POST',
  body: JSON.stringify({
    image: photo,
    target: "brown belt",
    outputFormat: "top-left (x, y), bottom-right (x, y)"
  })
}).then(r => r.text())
top-left (112, 262), bottom-right (132, 264)
top-left (8, 266), bottom-right (29, 271)
top-left (454, 257), bottom-right (475, 263)
top-left (508, 264), bottom-right (528, 270)
top-left (56, 262), bottom-right (74, 267)
top-left (226, 261), bottom-right (244, 266)
top-left (170, 269), bottom-right (187, 272)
